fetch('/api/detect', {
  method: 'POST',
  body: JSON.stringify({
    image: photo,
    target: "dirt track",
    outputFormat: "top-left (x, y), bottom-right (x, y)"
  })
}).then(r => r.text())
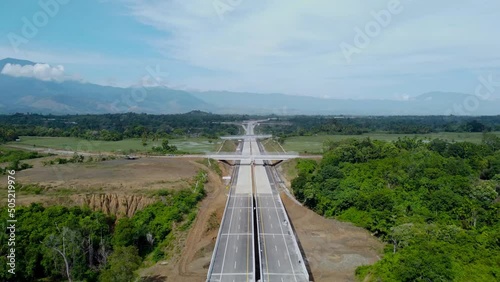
top-left (282, 194), bottom-right (384, 282)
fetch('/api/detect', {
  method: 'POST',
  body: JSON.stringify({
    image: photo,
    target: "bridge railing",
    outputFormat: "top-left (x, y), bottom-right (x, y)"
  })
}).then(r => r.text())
top-left (206, 152), bottom-right (299, 157)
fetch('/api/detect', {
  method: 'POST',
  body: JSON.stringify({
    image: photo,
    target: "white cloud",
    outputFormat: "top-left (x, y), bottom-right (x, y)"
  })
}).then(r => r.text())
top-left (1, 63), bottom-right (68, 82)
top-left (123, 0), bottom-right (500, 98)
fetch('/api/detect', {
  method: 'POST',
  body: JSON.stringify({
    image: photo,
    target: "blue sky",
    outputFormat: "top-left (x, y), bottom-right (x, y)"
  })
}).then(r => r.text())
top-left (1, 0), bottom-right (499, 99)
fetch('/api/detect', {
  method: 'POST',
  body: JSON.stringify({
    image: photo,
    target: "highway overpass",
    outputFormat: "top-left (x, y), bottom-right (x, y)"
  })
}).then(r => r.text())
top-left (207, 121), bottom-right (309, 282)
top-left (206, 152), bottom-right (299, 162)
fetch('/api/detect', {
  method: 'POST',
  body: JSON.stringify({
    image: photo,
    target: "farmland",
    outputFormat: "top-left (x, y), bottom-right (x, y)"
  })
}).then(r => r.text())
top-left (8, 136), bottom-right (224, 154)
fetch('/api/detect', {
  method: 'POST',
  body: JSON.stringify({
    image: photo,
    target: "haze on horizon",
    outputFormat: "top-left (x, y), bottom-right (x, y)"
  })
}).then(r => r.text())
top-left (1, 0), bottom-right (499, 100)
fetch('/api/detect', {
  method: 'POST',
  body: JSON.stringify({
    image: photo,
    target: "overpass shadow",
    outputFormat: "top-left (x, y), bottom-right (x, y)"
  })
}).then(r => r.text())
top-left (281, 200), bottom-right (315, 282)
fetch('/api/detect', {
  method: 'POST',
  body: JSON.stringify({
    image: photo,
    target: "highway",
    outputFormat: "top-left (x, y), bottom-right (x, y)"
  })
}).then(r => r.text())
top-left (207, 122), bottom-right (309, 282)
top-left (207, 136), bottom-right (255, 282)
top-left (251, 133), bottom-right (309, 282)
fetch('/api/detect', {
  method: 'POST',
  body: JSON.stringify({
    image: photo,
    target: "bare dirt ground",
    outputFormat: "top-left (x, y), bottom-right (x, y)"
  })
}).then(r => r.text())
top-left (139, 163), bottom-right (231, 282)
top-left (15, 157), bottom-right (197, 192)
top-left (0, 156), bottom-right (201, 216)
top-left (0, 158), bottom-right (199, 200)
top-left (281, 195), bottom-right (384, 282)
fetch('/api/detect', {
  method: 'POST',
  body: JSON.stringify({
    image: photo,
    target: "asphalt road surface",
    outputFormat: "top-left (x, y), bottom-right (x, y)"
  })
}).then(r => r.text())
top-left (209, 194), bottom-right (254, 282)
top-left (252, 138), bottom-right (309, 282)
top-left (208, 122), bottom-right (308, 282)
top-left (208, 139), bottom-right (255, 282)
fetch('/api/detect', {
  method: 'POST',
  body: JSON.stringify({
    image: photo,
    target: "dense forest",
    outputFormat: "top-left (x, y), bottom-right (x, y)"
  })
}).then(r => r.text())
top-left (0, 111), bottom-right (244, 142)
top-left (0, 171), bottom-right (207, 281)
top-left (2, 113), bottom-right (500, 144)
top-left (260, 115), bottom-right (500, 137)
top-left (291, 134), bottom-right (500, 281)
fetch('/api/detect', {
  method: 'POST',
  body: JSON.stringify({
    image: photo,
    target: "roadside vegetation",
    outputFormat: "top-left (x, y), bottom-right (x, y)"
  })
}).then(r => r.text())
top-left (0, 146), bottom-right (47, 174)
top-left (42, 153), bottom-right (117, 166)
top-left (0, 171), bottom-right (207, 282)
top-left (291, 134), bottom-right (500, 281)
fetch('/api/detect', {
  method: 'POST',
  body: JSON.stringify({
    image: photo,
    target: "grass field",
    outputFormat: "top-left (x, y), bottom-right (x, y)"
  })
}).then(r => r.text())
top-left (276, 132), bottom-right (500, 153)
top-left (8, 132), bottom-right (500, 155)
top-left (9, 136), bottom-right (222, 154)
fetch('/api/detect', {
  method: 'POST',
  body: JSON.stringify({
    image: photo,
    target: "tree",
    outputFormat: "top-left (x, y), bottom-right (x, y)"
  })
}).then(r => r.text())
top-left (162, 139), bottom-right (171, 151)
top-left (99, 246), bottom-right (141, 282)
top-left (111, 217), bottom-right (136, 247)
top-left (466, 120), bottom-right (486, 132)
top-left (482, 133), bottom-right (500, 151)
top-left (43, 226), bottom-right (83, 282)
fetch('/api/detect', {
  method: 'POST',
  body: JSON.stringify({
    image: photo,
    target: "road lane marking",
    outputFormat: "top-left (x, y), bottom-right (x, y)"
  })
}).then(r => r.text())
top-left (258, 199), bottom-right (270, 282)
top-left (246, 195), bottom-right (250, 282)
top-left (270, 194), bottom-right (298, 282)
top-left (220, 196), bottom-right (237, 275)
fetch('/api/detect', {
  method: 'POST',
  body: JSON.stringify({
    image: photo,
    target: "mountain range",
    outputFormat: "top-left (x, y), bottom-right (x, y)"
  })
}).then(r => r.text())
top-left (1, 58), bottom-right (498, 115)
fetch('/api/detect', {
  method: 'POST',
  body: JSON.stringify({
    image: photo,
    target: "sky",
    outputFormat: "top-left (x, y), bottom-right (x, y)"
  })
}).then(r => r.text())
top-left (0, 0), bottom-right (499, 100)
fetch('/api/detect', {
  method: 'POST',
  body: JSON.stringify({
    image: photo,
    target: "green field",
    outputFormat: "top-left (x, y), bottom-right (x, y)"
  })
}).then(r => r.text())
top-left (8, 136), bottom-right (223, 154)
top-left (278, 132), bottom-right (500, 153)
top-left (8, 132), bottom-right (500, 155)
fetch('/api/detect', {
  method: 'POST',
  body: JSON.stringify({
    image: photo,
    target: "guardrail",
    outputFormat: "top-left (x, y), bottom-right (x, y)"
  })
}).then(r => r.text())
top-left (267, 164), bottom-right (309, 280)
top-left (275, 187), bottom-right (310, 281)
top-left (206, 164), bottom-right (237, 281)
top-left (258, 141), bottom-right (309, 281)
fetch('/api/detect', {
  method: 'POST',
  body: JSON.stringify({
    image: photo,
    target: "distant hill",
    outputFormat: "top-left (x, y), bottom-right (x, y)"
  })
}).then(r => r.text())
top-left (192, 90), bottom-right (500, 115)
top-left (0, 58), bottom-right (37, 69)
top-left (0, 76), bottom-right (212, 115)
top-left (1, 57), bottom-right (499, 115)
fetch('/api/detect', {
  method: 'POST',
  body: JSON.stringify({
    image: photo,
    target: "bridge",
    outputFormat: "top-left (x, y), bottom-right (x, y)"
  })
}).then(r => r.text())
top-left (220, 135), bottom-right (272, 140)
top-left (206, 121), bottom-right (309, 282)
top-left (205, 152), bottom-right (299, 162)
